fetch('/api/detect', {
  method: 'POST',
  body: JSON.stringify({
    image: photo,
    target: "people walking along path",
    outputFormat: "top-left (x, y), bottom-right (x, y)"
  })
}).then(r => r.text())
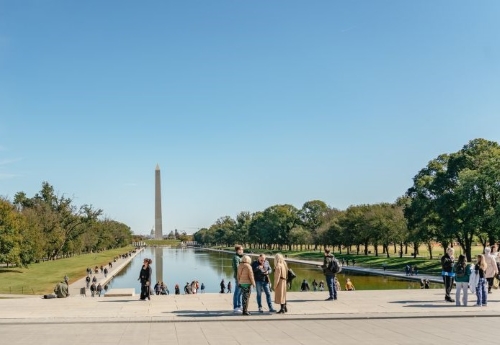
top-left (67, 247), bottom-right (144, 297)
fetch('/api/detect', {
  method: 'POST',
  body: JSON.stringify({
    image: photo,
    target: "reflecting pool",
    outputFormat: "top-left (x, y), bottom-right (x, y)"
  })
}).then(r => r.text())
top-left (106, 247), bottom-right (439, 294)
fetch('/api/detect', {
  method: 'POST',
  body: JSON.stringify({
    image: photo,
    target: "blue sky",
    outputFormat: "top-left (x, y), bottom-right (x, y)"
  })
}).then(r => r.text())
top-left (1, 1), bottom-right (499, 235)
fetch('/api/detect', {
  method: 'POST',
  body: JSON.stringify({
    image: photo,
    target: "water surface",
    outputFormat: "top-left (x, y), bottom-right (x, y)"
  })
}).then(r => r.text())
top-left (107, 248), bottom-right (439, 293)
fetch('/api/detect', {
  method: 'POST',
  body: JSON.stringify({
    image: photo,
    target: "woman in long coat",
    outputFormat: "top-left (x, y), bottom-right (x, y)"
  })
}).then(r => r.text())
top-left (274, 253), bottom-right (288, 313)
top-left (138, 258), bottom-right (152, 300)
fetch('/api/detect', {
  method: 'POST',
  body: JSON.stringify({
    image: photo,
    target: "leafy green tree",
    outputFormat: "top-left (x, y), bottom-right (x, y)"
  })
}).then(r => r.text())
top-left (0, 198), bottom-right (25, 267)
top-left (406, 139), bottom-right (500, 261)
top-left (289, 226), bottom-right (313, 250)
top-left (300, 200), bottom-right (329, 248)
top-left (234, 211), bottom-right (251, 245)
top-left (261, 204), bottom-right (300, 250)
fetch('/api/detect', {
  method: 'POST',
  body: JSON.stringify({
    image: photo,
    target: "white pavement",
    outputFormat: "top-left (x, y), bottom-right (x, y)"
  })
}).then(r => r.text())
top-left (1, 289), bottom-right (499, 324)
top-left (1, 289), bottom-right (499, 345)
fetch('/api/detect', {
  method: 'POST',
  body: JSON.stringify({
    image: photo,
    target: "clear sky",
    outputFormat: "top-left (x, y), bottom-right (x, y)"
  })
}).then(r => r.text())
top-left (1, 1), bottom-right (499, 235)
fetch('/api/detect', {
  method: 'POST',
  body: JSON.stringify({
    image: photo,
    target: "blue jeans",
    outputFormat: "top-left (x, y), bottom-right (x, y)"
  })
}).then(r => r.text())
top-left (233, 279), bottom-right (242, 309)
top-left (256, 281), bottom-right (273, 309)
top-left (476, 278), bottom-right (487, 306)
top-left (325, 275), bottom-right (337, 299)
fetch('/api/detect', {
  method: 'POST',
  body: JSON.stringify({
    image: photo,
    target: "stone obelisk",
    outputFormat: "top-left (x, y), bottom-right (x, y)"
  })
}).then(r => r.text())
top-left (154, 164), bottom-right (163, 239)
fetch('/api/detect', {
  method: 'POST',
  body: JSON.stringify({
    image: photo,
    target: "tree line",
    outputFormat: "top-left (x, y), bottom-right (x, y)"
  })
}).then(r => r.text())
top-left (195, 139), bottom-right (500, 261)
top-left (0, 182), bottom-right (132, 267)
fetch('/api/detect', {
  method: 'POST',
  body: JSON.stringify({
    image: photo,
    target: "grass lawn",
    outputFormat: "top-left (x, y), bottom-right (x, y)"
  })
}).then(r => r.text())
top-left (144, 239), bottom-right (180, 246)
top-left (0, 246), bottom-right (133, 295)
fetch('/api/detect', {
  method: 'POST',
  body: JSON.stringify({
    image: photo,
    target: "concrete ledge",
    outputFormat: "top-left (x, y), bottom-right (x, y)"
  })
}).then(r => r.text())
top-left (104, 288), bottom-right (135, 297)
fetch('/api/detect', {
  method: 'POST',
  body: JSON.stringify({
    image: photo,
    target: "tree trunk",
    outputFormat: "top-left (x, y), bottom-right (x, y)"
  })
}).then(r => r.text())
top-left (364, 242), bottom-right (369, 255)
top-left (465, 234), bottom-right (474, 262)
top-left (489, 235), bottom-right (496, 247)
top-left (399, 242), bottom-right (403, 258)
top-left (427, 242), bottom-right (433, 260)
top-left (356, 244), bottom-right (360, 255)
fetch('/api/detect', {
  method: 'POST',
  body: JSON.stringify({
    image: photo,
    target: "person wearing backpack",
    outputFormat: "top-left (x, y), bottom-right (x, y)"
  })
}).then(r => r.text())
top-left (321, 248), bottom-right (338, 301)
top-left (453, 254), bottom-right (471, 306)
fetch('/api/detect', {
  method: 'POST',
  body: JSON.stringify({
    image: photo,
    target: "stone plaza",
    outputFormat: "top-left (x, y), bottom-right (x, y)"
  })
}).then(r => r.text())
top-left (1, 288), bottom-right (499, 345)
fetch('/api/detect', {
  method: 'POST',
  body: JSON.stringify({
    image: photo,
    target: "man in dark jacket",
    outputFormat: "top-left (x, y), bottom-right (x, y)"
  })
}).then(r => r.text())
top-left (321, 248), bottom-right (337, 301)
top-left (232, 245), bottom-right (244, 313)
top-left (252, 254), bottom-right (276, 313)
top-left (441, 247), bottom-right (455, 302)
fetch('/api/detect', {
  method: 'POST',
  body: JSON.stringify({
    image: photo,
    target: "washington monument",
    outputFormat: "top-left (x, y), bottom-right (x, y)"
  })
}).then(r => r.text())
top-left (154, 164), bottom-right (163, 239)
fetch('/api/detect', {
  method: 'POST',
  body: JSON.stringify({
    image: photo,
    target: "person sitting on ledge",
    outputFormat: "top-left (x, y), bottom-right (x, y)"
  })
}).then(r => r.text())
top-left (44, 276), bottom-right (70, 299)
top-left (345, 278), bottom-right (355, 291)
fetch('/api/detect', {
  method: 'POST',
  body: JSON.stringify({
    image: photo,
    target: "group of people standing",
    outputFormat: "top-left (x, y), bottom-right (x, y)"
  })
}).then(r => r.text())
top-left (441, 245), bottom-right (500, 307)
top-left (231, 245), bottom-right (288, 315)
top-left (231, 245), bottom-right (341, 315)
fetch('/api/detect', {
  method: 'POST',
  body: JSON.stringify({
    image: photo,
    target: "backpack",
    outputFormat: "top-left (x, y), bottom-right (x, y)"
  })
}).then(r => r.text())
top-left (327, 257), bottom-right (342, 274)
top-left (454, 263), bottom-right (466, 278)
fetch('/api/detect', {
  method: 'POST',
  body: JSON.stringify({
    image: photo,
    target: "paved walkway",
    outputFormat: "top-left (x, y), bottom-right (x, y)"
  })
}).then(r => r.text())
top-left (204, 248), bottom-right (444, 284)
top-left (1, 289), bottom-right (499, 344)
top-left (67, 247), bottom-right (144, 296)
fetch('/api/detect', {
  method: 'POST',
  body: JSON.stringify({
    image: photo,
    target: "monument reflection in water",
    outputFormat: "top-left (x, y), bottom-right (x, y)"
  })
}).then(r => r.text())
top-left (107, 247), bottom-right (439, 294)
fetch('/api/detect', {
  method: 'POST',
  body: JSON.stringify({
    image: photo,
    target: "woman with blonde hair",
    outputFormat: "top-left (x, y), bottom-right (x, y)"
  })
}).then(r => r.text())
top-left (475, 254), bottom-right (488, 306)
top-left (237, 255), bottom-right (255, 315)
top-left (274, 253), bottom-right (288, 314)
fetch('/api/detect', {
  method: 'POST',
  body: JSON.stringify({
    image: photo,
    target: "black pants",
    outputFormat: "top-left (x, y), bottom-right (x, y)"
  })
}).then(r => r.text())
top-left (140, 283), bottom-right (150, 300)
top-left (487, 277), bottom-right (494, 292)
top-left (443, 275), bottom-right (454, 299)
top-left (240, 285), bottom-right (251, 312)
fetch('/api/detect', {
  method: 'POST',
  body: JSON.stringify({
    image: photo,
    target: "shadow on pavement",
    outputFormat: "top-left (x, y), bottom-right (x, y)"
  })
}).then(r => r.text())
top-left (402, 304), bottom-right (462, 308)
top-left (170, 310), bottom-right (233, 317)
top-left (389, 300), bottom-right (442, 304)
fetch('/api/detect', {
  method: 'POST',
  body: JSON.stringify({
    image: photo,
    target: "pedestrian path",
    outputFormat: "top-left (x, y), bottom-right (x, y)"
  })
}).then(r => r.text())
top-left (2, 288), bottom-right (498, 344)
top-left (67, 247), bottom-right (144, 297)
top-left (1, 289), bottom-right (498, 324)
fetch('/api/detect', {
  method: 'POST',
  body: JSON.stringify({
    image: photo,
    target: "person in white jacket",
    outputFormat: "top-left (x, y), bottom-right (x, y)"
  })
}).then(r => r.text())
top-left (484, 247), bottom-right (498, 293)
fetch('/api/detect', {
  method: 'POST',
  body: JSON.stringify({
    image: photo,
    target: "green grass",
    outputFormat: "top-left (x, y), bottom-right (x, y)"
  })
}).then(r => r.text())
top-left (144, 239), bottom-right (180, 246)
top-left (0, 246), bottom-right (133, 295)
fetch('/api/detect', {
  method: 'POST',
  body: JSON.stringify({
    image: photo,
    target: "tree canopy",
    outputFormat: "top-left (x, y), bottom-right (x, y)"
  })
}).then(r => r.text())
top-left (196, 138), bottom-right (500, 261)
top-left (0, 182), bottom-right (132, 266)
